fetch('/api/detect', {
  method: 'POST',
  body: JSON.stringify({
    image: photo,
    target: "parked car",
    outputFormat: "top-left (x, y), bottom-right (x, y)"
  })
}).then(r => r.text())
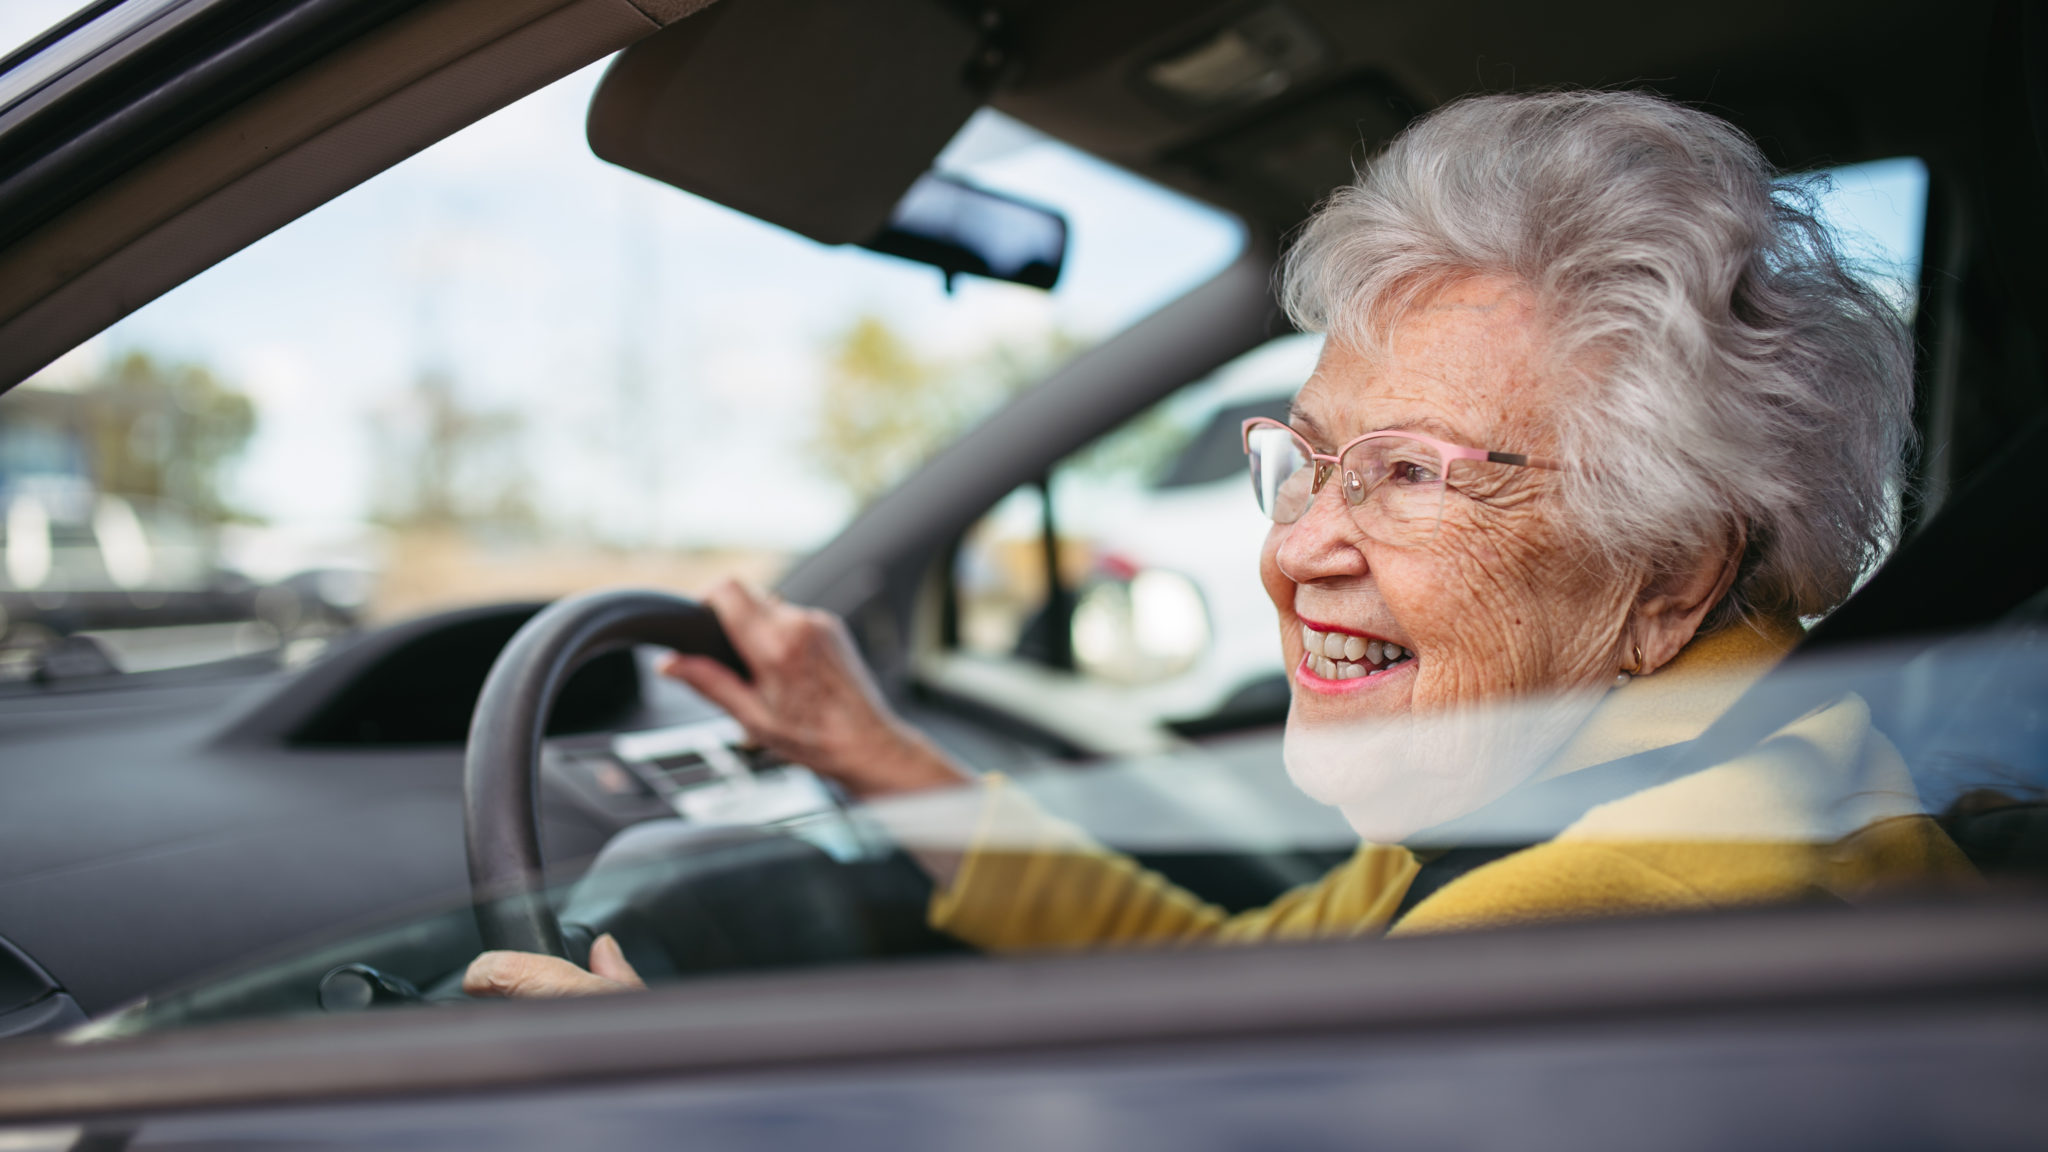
top-left (0, 0), bottom-right (2044, 1148)
top-left (950, 335), bottom-right (1313, 727)
top-left (0, 477), bottom-right (366, 679)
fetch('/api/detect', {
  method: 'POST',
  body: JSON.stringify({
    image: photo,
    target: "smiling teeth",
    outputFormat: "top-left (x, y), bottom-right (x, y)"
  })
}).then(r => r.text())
top-left (1302, 624), bottom-right (1411, 680)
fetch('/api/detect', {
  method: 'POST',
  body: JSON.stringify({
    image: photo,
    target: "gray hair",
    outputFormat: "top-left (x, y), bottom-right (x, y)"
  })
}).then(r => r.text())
top-left (1281, 90), bottom-right (1915, 629)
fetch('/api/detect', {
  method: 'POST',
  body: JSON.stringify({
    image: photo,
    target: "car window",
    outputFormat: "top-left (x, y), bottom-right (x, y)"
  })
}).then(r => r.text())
top-left (57, 609), bottom-right (2044, 1046)
top-left (0, 1), bottom-right (93, 72)
top-left (6, 13), bottom-right (2021, 1053)
top-left (0, 57), bottom-right (1242, 679)
top-left (1798, 155), bottom-right (1928, 316)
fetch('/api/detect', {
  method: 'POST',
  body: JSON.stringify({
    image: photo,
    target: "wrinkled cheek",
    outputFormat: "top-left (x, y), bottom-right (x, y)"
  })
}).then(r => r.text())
top-left (1392, 539), bottom-right (1531, 705)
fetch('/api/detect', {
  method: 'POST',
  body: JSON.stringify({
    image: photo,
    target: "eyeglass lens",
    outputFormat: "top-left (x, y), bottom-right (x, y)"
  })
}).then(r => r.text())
top-left (1245, 424), bottom-right (1451, 544)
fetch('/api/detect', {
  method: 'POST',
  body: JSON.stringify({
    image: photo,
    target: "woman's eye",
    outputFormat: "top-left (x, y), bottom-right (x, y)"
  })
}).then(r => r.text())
top-left (1392, 461), bottom-right (1439, 485)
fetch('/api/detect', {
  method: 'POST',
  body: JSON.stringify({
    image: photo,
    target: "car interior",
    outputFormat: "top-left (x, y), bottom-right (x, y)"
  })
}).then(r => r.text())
top-left (0, 0), bottom-right (2044, 1047)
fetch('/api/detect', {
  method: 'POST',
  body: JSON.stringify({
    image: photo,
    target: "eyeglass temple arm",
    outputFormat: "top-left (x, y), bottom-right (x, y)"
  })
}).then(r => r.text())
top-left (1481, 450), bottom-right (1564, 471)
top-left (1432, 438), bottom-right (1564, 472)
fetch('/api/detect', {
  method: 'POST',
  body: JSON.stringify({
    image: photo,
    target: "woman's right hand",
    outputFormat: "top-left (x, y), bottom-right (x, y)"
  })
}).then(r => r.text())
top-left (660, 579), bottom-right (969, 800)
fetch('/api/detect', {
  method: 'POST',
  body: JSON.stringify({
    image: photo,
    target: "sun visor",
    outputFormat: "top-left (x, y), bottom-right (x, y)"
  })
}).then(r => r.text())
top-left (587, 0), bottom-right (988, 246)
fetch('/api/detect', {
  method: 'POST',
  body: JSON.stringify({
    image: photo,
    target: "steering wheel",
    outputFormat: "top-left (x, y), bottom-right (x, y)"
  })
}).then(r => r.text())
top-left (462, 588), bottom-right (748, 958)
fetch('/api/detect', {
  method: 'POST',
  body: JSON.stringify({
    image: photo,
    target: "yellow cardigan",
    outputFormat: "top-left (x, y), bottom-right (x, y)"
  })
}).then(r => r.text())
top-left (926, 622), bottom-right (1973, 951)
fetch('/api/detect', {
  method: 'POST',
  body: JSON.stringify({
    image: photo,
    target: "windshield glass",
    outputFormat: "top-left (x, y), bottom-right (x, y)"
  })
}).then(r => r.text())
top-left (0, 51), bottom-right (1242, 677)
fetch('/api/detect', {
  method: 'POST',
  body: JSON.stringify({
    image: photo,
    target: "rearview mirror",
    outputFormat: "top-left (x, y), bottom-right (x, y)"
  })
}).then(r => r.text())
top-left (861, 174), bottom-right (1066, 290)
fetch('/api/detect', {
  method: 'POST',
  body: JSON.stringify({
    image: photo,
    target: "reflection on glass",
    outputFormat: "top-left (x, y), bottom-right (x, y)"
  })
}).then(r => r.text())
top-left (64, 623), bottom-right (2042, 1044)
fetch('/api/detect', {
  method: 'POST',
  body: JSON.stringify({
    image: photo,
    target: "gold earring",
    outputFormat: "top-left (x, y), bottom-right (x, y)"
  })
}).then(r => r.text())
top-left (1614, 641), bottom-right (1643, 687)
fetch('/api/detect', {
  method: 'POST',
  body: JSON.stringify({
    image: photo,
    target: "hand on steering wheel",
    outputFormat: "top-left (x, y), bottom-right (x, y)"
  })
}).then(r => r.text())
top-left (660, 580), bottom-right (968, 801)
top-left (461, 584), bottom-right (971, 1000)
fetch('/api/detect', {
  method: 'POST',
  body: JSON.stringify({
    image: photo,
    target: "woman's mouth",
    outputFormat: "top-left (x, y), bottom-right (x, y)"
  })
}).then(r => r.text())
top-left (1296, 621), bottom-right (1415, 691)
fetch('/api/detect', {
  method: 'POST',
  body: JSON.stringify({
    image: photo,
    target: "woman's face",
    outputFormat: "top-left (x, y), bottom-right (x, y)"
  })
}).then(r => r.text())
top-left (1264, 277), bottom-right (1635, 732)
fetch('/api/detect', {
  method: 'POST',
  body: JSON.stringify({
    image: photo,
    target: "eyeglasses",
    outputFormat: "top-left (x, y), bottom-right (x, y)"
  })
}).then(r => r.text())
top-left (1241, 417), bottom-right (1563, 545)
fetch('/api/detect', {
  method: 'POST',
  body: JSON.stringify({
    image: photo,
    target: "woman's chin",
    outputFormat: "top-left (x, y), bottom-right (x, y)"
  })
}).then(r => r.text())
top-left (1280, 667), bottom-right (1565, 843)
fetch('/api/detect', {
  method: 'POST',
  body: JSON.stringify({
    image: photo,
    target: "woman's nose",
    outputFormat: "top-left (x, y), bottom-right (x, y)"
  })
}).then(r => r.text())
top-left (1275, 479), bottom-right (1369, 583)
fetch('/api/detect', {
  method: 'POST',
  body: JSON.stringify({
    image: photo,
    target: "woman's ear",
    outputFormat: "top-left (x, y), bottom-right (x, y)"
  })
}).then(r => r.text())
top-left (1631, 525), bottom-right (1745, 674)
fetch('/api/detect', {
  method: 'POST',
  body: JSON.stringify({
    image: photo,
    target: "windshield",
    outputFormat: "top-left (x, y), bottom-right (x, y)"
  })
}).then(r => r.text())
top-left (0, 49), bottom-right (1242, 677)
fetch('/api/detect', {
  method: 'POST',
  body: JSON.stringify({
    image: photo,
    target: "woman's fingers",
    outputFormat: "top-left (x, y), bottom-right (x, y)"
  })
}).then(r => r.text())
top-left (662, 653), bottom-right (773, 734)
top-left (588, 933), bottom-right (645, 988)
top-left (666, 579), bottom-right (970, 798)
top-left (701, 580), bottom-right (833, 678)
top-left (700, 578), bottom-right (782, 671)
top-left (462, 950), bottom-right (636, 998)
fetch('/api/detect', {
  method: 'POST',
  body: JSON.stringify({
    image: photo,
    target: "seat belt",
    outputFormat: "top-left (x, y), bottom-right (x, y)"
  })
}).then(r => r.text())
top-left (1390, 741), bottom-right (1701, 923)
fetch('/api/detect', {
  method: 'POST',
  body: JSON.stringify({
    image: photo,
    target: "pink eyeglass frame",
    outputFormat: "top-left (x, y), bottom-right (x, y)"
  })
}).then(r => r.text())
top-left (1240, 416), bottom-right (1563, 506)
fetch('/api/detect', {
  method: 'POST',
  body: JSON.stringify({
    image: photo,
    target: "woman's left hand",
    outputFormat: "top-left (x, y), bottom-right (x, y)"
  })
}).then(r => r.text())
top-left (463, 932), bottom-right (645, 998)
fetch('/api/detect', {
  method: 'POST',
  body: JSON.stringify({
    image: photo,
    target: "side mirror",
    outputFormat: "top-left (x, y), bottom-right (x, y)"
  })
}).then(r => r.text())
top-left (860, 173), bottom-right (1066, 290)
top-left (1071, 568), bottom-right (1211, 684)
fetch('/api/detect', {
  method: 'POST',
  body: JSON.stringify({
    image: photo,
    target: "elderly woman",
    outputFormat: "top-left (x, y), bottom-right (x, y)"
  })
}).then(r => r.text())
top-left (467, 90), bottom-right (1969, 998)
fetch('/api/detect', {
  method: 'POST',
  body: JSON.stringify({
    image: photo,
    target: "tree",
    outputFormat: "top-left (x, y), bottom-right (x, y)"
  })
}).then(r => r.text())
top-left (811, 315), bottom-right (1083, 506)
top-left (77, 350), bottom-right (256, 522)
top-left (369, 366), bottom-right (533, 531)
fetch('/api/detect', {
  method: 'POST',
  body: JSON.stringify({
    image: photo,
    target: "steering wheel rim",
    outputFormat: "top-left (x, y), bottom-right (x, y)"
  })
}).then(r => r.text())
top-left (463, 588), bottom-right (748, 957)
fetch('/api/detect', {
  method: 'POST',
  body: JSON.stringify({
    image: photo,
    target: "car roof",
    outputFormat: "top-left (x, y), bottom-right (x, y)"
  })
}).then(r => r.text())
top-left (997, 0), bottom-right (1994, 232)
